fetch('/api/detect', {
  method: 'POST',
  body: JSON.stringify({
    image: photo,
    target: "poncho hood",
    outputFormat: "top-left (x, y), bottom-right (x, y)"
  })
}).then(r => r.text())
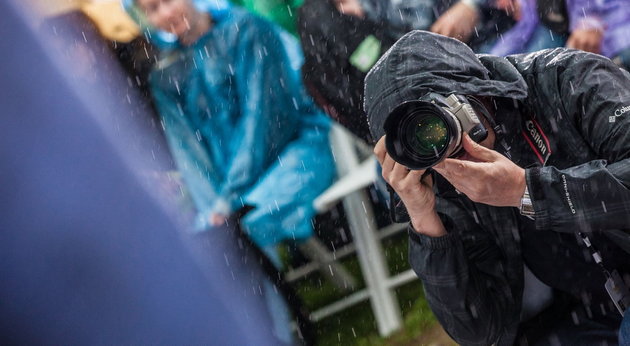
top-left (364, 30), bottom-right (529, 140)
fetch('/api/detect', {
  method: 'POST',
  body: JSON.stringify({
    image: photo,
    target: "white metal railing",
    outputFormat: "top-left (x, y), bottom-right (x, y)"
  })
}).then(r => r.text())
top-left (300, 125), bottom-right (419, 337)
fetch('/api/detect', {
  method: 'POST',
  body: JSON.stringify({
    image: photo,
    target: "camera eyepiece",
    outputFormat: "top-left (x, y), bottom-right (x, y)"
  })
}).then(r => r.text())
top-left (383, 93), bottom-right (488, 170)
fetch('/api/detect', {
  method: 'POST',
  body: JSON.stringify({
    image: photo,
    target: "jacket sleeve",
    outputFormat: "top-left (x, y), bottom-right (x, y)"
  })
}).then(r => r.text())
top-left (149, 85), bottom-right (224, 226)
top-left (523, 51), bottom-right (630, 232)
top-left (566, 0), bottom-right (605, 32)
top-left (408, 192), bottom-right (518, 346)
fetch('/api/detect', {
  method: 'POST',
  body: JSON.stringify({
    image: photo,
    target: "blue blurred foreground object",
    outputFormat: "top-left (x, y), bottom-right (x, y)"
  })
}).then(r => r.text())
top-left (0, 1), bottom-right (281, 344)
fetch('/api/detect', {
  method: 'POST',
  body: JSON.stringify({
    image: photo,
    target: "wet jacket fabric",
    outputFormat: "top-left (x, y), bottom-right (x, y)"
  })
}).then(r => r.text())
top-left (123, 1), bottom-right (334, 247)
top-left (365, 30), bottom-right (630, 345)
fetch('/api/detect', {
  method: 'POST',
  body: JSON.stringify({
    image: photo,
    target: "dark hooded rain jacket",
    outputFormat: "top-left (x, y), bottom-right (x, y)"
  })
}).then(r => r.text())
top-left (365, 31), bottom-right (630, 346)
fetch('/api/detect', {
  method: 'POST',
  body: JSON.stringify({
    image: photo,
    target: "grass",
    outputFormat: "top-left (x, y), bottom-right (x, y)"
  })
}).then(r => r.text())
top-left (287, 231), bottom-right (440, 345)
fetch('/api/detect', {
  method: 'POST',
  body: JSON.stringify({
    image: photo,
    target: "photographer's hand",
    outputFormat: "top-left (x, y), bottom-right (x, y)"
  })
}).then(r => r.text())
top-left (433, 133), bottom-right (526, 207)
top-left (374, 137), bottom-right (446, 237)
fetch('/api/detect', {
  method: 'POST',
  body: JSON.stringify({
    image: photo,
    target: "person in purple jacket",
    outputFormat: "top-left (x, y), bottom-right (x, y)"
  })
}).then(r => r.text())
top-left (486, 0), bottom-right (568, 56)
top-left (566, 0), bottom-right (630, 71)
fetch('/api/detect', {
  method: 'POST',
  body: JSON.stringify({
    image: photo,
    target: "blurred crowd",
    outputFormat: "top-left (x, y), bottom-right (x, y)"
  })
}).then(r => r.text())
top-left (10, 0), bottom-right (630, 344)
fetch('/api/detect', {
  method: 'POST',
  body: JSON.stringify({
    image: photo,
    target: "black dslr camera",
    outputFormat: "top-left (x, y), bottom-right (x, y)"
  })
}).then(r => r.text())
top-left (383, 93), bottom-right (489, 170)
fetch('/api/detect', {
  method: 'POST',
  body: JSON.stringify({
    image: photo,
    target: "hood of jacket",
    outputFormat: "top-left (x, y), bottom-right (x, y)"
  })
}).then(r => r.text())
top-left (364, 30), bottom-right (529, 140)
top-left (120, 0), bottom-right (230, 50)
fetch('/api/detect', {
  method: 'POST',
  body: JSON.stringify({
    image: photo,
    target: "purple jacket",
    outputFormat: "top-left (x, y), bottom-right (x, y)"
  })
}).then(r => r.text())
top-left (568, 0), bottom-right (630, 57)
top-left (490, 0), bottom-right (539, 56)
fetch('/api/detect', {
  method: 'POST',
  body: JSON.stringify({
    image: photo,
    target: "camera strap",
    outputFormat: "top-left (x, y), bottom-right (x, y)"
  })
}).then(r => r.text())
top-left (387, 184), bottom-right (410, 223)
top-left (466, 95), bottom-right (499, 132)
top-left (578, 231), bottom-right (630, 315)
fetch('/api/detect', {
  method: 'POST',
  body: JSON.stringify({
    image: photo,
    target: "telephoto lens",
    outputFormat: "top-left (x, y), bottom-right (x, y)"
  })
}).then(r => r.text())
top-left (383, 93), bottom-right (488, 170)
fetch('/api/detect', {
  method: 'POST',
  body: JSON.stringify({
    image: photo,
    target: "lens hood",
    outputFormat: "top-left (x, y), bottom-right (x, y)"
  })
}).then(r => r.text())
top-left (384, 100), bottom-right (461, 170)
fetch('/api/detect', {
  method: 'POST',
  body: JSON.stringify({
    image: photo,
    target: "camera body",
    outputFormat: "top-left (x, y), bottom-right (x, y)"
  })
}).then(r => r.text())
top-left (383, 93), bottom-right (488, 170)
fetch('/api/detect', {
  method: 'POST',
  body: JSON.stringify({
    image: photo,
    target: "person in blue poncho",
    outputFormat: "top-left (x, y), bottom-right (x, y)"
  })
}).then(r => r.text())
top-left (123, 0), bottom-right (335, 265)
top-left (122, 1), bottom-right (336, 342)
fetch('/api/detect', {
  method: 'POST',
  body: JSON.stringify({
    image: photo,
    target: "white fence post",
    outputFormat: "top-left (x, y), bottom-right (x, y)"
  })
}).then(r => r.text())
top-left (328, 126), bottom-right (402, 336)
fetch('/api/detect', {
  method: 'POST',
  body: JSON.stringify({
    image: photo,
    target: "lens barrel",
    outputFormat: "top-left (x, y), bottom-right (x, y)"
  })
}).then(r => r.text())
top-left (384, 100), bottom-right (462, 170)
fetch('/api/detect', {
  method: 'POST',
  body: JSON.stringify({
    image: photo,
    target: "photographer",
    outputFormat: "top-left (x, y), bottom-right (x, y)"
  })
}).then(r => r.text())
top-left (365, 30), bottom-right (630, 345)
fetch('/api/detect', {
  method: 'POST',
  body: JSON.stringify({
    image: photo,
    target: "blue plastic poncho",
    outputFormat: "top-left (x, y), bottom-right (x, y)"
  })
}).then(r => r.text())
top-left (123, 0), bottom-right (335, 247)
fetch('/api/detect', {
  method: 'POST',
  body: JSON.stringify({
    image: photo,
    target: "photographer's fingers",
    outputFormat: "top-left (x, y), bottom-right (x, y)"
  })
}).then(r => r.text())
top-left (404, 169), bottom-right (428, 190)
top-left (389, 159), bottom-right (412, 182)
top-left (374, 136), bottom-right (425, 188)
top-left (434, 158), bottom-right (482, 188)
top-left (462, 133), bottom-right (497, 162)
top-left (381, 153), bottom-right (396, 177)
top-left (419, 170), bottom-right (433, 187)
top-left (433, 161), bottom-right (471, 197)
top-left (374, 136), bottom-right (387, 164)
top-left (373, 138), bottom-right (396, 182)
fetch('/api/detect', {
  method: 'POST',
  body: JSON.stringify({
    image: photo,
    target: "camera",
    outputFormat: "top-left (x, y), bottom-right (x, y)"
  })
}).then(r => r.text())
top-left (383, 93), bottom-right (488, 170)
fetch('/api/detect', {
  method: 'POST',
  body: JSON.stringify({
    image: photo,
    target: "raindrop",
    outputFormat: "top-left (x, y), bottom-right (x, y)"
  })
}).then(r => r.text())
top-left (472, 210), bottom-right (480, 224)
top-left (571, 311), bottom-right (580, 325)
top-left (470, 304), bottom-right (478, 318)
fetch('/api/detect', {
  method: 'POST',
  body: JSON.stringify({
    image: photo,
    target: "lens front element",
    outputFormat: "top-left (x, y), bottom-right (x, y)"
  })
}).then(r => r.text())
top-left (406, 114), bottom-right (448, 158)
top-left (384, 99), bottom-right (461, 170)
